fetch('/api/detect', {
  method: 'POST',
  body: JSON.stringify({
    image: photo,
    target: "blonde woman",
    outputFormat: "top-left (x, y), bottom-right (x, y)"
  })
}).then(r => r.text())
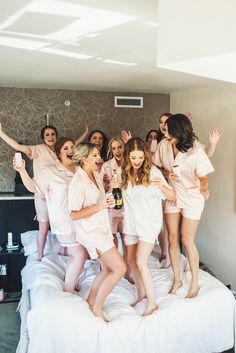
top-left (100, 136), bottom-right (124, 246)
top-left (100, 136), bottom-right (134, 283)
top-left (68, 142), bottom-right (126, 321)
top-left (121, 137), bottom-right (175, 315)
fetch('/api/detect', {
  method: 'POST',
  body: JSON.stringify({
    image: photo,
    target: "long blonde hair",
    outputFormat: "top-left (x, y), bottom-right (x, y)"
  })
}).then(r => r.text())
top-left (121, 137), bottom-right (152, 189)
top-left (107, 136), bottom-right (125, 160)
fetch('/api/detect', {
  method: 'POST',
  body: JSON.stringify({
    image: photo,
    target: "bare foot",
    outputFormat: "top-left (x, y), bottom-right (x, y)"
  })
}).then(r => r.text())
top-left (125, 274), bottom-right (135, 284)
top-left (87, 296), bottom-right (95, 309)
top-left (91, 306), bottom-right (109, 322)
top-left (185, 286), bottom-right (200, 298)
top-left (142, 302), bottom-right (159, 316)
top-left (37, 256), bottom-right (42, 261)
top-left (168, 281), bottom-right (183, 294)
top-left (131, 295), bottom-right (146, 307)
top-left (160, 259), bottom-right (171, 269)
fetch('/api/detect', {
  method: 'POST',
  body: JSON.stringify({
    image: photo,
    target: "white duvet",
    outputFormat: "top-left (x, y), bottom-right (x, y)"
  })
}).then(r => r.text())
top-left (19, 250), bottom-right (235, 353)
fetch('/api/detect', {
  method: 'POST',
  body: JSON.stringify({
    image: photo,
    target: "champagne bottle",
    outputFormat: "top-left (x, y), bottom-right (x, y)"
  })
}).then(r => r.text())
top-left (112, 171), bottom-right (123, 209)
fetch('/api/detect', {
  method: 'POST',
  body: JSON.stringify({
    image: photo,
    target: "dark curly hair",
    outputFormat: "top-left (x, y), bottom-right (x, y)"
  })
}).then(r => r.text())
top-left (87, 129), bottom-right (108, 161)
top-left (145, 129), bottom-right (159, 142)
top-left (165, 114), bottom-right (198, 152)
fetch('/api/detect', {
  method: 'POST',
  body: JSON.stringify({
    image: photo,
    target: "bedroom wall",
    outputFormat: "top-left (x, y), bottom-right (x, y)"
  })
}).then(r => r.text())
top-left (0, 87), bottom-right (169, 191)
top-left (170, 84), bottom-right (236, 291)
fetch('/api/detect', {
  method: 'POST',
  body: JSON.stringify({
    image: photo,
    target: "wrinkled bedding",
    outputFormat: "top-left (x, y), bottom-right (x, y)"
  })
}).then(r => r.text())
top-left (17, 231), bottom-right (235, 353)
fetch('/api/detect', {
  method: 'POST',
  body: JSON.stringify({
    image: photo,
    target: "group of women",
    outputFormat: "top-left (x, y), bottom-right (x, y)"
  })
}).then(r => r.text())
top-left (0, 113), bottom-right (222, 321)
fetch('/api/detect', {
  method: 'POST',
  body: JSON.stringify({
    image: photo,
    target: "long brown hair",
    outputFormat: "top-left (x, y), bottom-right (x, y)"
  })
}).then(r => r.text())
top-left (122, 137), bottom-right (152, 189)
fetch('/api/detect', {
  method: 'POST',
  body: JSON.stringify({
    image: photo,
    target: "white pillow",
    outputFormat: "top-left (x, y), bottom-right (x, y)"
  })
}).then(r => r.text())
top-left (21, 230), bottom-right (60, 256)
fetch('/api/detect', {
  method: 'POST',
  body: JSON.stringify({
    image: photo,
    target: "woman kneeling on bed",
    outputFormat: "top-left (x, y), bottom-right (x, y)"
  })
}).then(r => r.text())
top-left (13, 137), bottom-right (88, 293)
top-left (68, 142), bottom-right (126, 322)
top-left (121, 137), bottom-right (175, 315)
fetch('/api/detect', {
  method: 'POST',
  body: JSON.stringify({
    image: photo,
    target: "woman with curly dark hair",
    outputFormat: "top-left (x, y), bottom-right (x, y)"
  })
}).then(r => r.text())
top-left (121, 137), bottom-right (175, 315)
top-left (87, 129), bottom-right (109, 163)
top-left (153, 114), bottom-right (214, 298)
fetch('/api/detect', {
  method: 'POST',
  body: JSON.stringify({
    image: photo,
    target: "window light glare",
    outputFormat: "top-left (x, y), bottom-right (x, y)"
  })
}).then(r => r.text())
top-left (103, 59), bottom-right (137, 66)
top-left (39, 47), bottom-right (93, 59)
top-left (0, 36), bottom-right (48, 50)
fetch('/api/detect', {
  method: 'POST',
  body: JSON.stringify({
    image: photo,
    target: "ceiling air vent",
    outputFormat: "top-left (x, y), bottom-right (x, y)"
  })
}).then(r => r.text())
top-left (114, 96), bottom-right (143, 108)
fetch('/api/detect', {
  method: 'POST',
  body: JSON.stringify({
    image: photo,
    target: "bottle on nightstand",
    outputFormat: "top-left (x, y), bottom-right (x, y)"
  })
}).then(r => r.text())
top-left (7, 233), bottom-right (19, 250)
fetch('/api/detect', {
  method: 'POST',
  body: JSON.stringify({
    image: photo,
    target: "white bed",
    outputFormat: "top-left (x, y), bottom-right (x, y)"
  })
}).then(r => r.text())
top-left (17, 231), bottom-right (235, 353)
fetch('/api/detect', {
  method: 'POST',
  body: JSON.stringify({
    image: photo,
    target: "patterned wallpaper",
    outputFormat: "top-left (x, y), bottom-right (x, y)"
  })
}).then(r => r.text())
top-left (0, 87), bottom-right (169, 191)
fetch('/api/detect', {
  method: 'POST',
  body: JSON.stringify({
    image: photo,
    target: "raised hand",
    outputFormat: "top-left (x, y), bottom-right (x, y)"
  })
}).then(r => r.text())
top-left (208, 127), bottom-right (223, 145)
top-left (84, 124), bottom-right (89, 135)
top-left (121, 130), bottom-right (132, 144)
top-left (185, 112), bottom-right (193, 121)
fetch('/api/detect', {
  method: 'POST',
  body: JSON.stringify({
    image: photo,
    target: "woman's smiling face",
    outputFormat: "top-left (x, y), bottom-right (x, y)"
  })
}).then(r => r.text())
top-left (43, 128), bottom-right (57, 148)
top-left (111, 139), bottom-right (124, 161)
top-left (59, 140), bottom-right (74, 166)
top-left (85, 147), bottom-right (101, 172)
top-left (129, 150), bottom-right (145, 171)
top-left (89, 132), bottom-right (104, 151)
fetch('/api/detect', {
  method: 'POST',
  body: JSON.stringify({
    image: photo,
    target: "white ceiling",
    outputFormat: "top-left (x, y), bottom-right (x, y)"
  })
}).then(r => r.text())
top-left (0, 0), bottom-right (224, 93)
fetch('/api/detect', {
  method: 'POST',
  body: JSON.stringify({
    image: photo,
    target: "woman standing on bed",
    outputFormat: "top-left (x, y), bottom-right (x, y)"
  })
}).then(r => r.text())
top-left (13, 137), bottom-right (88, 293)
top-left (68, 142), bottom-right (126, 321)
top-left (0, 123), bottom-right (58, 260)
top-left (153, 114), bottom-right (214, 298)
top-left (121, 137), bottom-right (175, 315)
top-left (100, 136), bottom-right (133, 284)
top-left (100, 136), bottom-right (125, 247)
top-left (0, 122), bottom-right (88, 261)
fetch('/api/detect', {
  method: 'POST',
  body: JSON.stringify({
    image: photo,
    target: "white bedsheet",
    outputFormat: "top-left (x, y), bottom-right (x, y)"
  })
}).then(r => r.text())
top-left (20, 253), bottom-right (235, 353)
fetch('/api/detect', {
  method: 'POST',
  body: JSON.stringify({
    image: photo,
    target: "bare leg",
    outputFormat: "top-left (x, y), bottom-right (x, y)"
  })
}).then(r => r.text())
top-left (159, 222), bottom-right (171, 268)
top-left (120, 234), bottom-right (134, 284)
top-left (87, 261), bottom-right (109, 308)
top-left (181, 217), bottom-right (200, 298)
top-left (165, 213), bottom-right (182, 294)
top-left (126, 244), bottom-right (146, 304)
top-left (91, 247), bottom-right (126, 321)
top-left (136, 241), bottom-right (158, 316)
top-left (37, 221), bottom-right (49, 261)
top-left (113, 233), bottom-right (119, 248)
top-left (64, 245), bottom-right (88, 293)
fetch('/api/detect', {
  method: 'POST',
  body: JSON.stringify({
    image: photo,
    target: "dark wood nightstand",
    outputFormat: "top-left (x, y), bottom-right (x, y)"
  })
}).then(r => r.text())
top-left (0, 247), bottom-right (26, 293)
